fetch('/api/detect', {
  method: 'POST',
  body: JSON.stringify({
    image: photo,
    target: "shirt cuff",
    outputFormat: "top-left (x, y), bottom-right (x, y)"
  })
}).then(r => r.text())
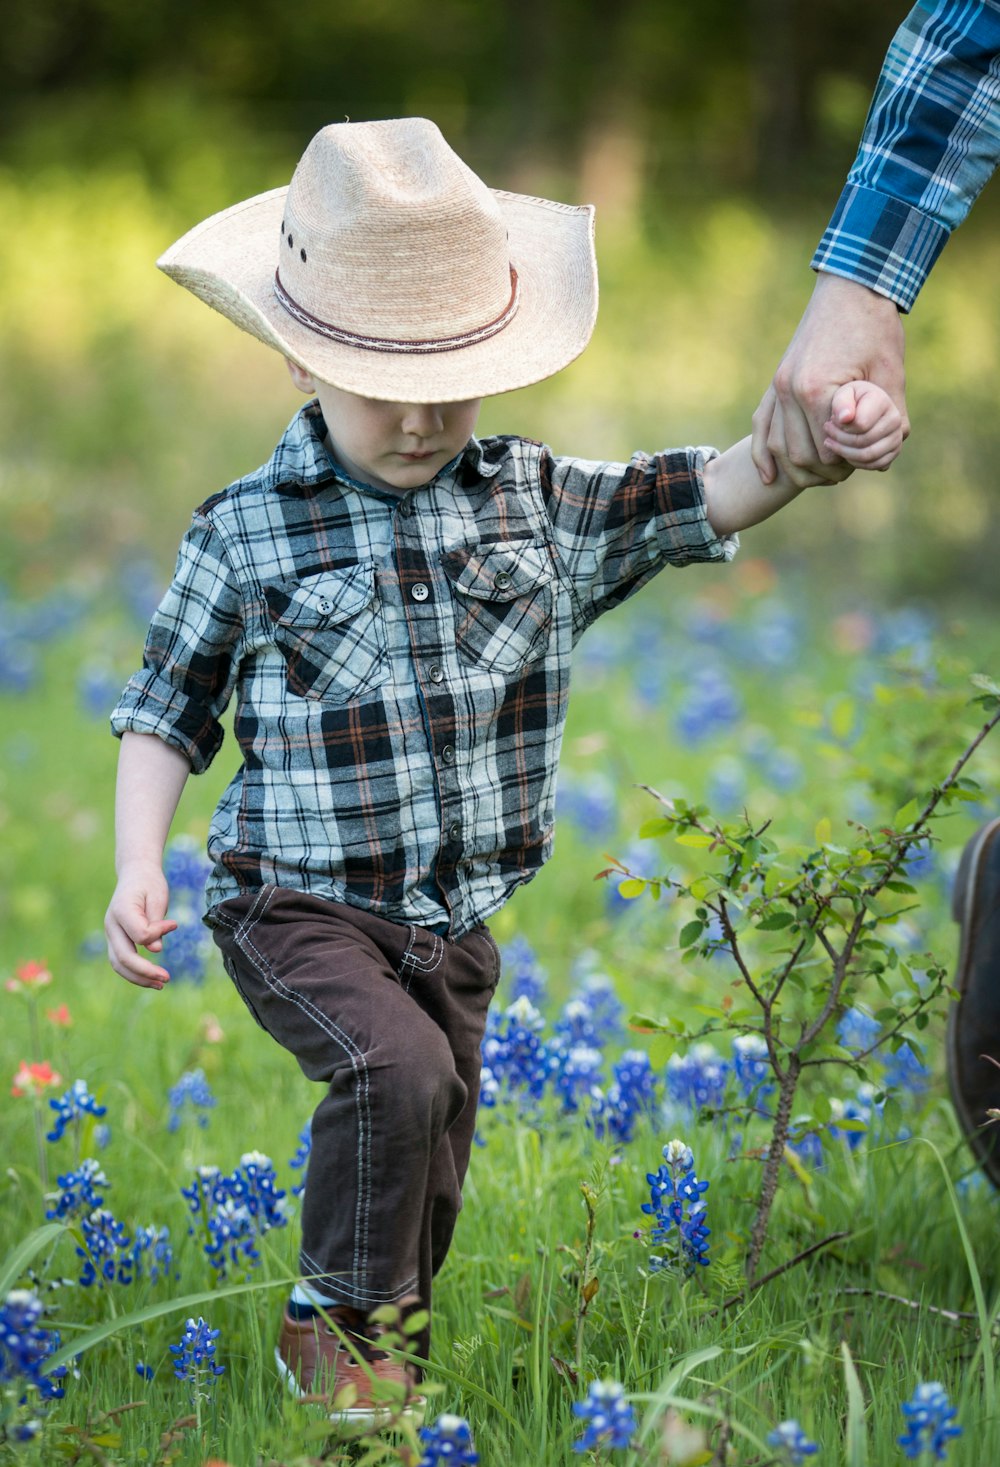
top-left (651, 446), bottom-right (738, 567)
top-left (811, 184), bottom-right (950, 312)
top-left (110, 670), bottom-right (225, 774)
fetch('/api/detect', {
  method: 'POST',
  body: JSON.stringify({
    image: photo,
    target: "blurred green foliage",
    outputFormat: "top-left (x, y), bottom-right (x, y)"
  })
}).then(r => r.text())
top-left (0, 2), bottom-right (998, 603)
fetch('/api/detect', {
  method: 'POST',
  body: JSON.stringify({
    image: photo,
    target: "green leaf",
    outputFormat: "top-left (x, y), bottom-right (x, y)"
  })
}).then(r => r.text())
top-left (639, 816), bottom-right (673, 839)
top-left (830, 696), bottom-right (855, 742)
top-left (675, 832), bottom-right (714, 848)
top-left (842, 1341), bottom-right (869, 1467)
top-left (0, 1223), bottom-right (66, 1296)
top-left (678, 920), bottom-right (705, 948)
top-left (971, 673), bottom-right (1000, 697)
top-left (814, 817), bottom-right (832, 846)
top-left (756, 912), bottom-right (795, 931)
top-left (893, 798), bottom-right (919, 829)
top-left (617, 878), bottom-right (647, 899)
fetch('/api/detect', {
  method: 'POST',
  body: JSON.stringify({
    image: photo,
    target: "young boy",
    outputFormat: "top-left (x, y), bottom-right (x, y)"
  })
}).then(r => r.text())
top-left (105, 118), bottom-right (902, 1426)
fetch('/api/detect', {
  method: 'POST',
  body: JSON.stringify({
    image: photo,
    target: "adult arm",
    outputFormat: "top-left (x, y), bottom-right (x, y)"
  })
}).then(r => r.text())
top-left (753, 0), bottom-right (1000, 484)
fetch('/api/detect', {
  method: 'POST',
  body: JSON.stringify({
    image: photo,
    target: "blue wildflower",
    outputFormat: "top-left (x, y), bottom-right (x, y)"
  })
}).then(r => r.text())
top-left (666, 1044), bottom-right (730, 1114)
top-left (707, 755), bottom-right (746, 813)
top-left (556, 969), bottom-right (625, 1047)
top-left (418, 1411), bottom-right (479, 1465)
top-left (897, 1381), bottom-right (962, 1460)
top-left (731, 1034), bottom-right (772, 1100)
top-left (553, 1044), bottom-right (606, 1116)
top-left (590, 1050), bottom-right (660, 1144)
top-left (572, 1379), bottom-right (636, 1453)
top-left (163, 837), bottom-right (212, 900)
top-left (881, 1041), bottom-right (931, 1097)
top-left (766, 1418), bottom-right (819, 1463)
top-left (45, 1159), bottom-right (109, 1220)
top-left (169, 1317), bottom-right (225, 1399)
top-left (556, 770), bottom-right (617, 839)
top-left (499, 936), bottom-right (547, 1005)
top-left (642, 1138), bottom-right (711, 1272)
top-left (181, 1153), bottom-right (289, 1278)
top-left (480, 996), bottom-right (553, 1108)
top-left (78, 663), bottom-right (122, 719)
top-left (837, 1006), bottom-right (881, 1056)
top-left (674, 665), bottom-right (741, 745)
top-left (167, 1069), bottom-right (217, 1132)
top-left (288, 1119), bottom-right (311, 1195)
top-left (47, 1080), bottom-right (107, 1143)
top-left (0, 1289), bottom-right (67, 1401)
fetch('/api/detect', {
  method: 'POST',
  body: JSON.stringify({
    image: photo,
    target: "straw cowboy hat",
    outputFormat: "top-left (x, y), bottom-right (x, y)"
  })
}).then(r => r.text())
top-left (157, 117), bottom-right (598, 403)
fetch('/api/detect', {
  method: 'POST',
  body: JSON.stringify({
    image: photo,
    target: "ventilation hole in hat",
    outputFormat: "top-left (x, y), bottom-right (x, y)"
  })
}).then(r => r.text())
top-left (300, 248), bottom-right (307, 263)
top-left (287, 234), bottom-right (294, 248)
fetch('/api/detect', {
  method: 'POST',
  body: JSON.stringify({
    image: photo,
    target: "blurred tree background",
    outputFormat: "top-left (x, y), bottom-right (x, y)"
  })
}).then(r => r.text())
top-left (1, 0), bottom-right (998, 604)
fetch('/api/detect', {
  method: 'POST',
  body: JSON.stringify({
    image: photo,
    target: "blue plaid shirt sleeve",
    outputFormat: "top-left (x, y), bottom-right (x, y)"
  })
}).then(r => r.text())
top-left (110, 511), bottom-right (244, 773)
top-left (812, 0), bottom-right (1000, 310)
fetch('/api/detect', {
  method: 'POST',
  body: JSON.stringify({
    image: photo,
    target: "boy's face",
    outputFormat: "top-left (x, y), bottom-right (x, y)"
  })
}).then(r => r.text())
top-left (287, 362), bottom-right (481, 495)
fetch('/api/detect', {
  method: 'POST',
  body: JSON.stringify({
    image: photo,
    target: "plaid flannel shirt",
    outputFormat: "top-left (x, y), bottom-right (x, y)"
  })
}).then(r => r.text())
top-left (112, 403), bottom-right (735, 937)
top-left (813, 0), bottom-right (1000, 309)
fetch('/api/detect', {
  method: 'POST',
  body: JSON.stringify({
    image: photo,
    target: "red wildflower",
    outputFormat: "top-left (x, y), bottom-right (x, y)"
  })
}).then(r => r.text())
top-left (11, 1060), bottom-right (63, 1097)
top-left (5, 961), bottom-right (53, 993)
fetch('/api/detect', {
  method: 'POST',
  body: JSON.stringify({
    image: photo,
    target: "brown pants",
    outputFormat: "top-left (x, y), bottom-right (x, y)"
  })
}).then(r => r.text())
top-left (208, 886), bottom-right (500, 1316)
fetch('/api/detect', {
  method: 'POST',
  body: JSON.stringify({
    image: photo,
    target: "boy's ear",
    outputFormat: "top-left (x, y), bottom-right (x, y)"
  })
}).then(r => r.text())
top-left (285, 358), bottom-right (318, 395)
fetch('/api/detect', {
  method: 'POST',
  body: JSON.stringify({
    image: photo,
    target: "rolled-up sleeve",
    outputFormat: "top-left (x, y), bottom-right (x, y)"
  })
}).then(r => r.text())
top-left (541, 445), bottom-right (737, 635)
top-left (110, 513), bottom-right (243, 773)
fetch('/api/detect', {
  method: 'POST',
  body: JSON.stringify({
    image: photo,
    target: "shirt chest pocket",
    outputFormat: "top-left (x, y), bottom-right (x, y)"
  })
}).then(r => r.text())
top-left (263, 564), bottom-right (389, 704)
top-left (440, 539), bottom-right (553, 676)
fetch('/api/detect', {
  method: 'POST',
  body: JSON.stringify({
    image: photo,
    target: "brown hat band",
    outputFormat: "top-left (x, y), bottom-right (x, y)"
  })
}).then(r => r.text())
top-left (273, 266), bottom-right (520, 356)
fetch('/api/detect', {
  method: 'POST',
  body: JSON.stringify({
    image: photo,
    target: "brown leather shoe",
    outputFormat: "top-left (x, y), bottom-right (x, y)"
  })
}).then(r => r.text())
top-left (275, 1306), bottom-right (423, 1428)
top-left (947, 817), bottom-right (1000, 1187)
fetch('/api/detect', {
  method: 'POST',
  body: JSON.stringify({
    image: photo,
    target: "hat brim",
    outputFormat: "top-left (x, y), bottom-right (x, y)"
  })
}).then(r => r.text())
top-left (157, 185), bottom-right (597, 403)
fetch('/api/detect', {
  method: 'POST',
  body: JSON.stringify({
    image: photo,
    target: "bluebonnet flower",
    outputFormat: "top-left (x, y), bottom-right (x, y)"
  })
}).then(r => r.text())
top-left (181, 1153), bottom-right (289, 1278)
top-left (766, 1419), bottom-right (819, 1463)
top-left (47, 1080), bottom-right (107, 1142)
top-left (665, 1045), bottom-right (730, 1114)
top-left (0, 1289), bottom-right (67, 1400)
top-left (128, 1225), bottom-right (174, 1284)
top-left (160, 918), bottom-right (212, 984)
top-left (418, 1412), bottom-right (479, 1465)
top-left (674, 665), bottom-right (741, 745)
top-left (881, 1041), bottom-right (931, 1098)
top-left (552, 1044), bottom-right (606, 1116)
top-left (763, 746), bottom-right (803, 793)
top-left (499, 936), bottom-right (547, 1006)
top-left (731, 1034), bottom-right (773, 1101)
top-left (642, 1139), bottom-right (711, 1272)
top-left (45, 1159), bottom-right (109, 1221)
top-left (77, 662), bottom-right (122, 719)
top-left (787, 1123), bottom-right (825, 1170)
top-left (480, 997), bottom-right (553, 1109)
top-left (837, 1006), bottom-right (881, 1056)
top-left (829, 1083), bottom-right (881, 1151)
top-left (555, 969), bottom-right (624, 1048)
top-left (556, 770), bottom-right (617, 839)
top-left (572, 1379), bottom-right (637, 1453)
top-left (288, 1119), bottom-right (311, 1195)
top-left (93, 1123), bottom-right (112, 1151)
top-left (707, 756), bottom-right (747, 813)
top-left (590, 1050), bottom-right (660, 1144)
top-left (169, 1317), bottom-right (224, 1398)
top-left (167, 1069), bottom-right (217, 1132)
top-left (76, 1208), bottom-right (130, 1286)
top-left (897, 1381), bottom-right (962, 1460)
top-left (742, 598), bottom-right (799, 669)
top-left (163, 837), bottom-right (212, 900)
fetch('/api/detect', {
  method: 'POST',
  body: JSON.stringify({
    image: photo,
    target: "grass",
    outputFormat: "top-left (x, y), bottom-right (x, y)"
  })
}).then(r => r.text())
top-left (3, 179), bottom-right (1000, 1462)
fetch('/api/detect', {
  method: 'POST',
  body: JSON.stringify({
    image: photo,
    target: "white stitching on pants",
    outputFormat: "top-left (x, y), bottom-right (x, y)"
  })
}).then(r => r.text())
top-left (232, 886), bottom-right (375, 1300)
top-left (299, 1244), bottom-right (417, 1302)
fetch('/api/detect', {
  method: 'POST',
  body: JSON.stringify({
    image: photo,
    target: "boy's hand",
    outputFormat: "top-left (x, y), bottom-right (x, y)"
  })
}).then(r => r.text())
top-left (821, 380), bottom-right (905, 471)
top-left (104, 861), bottom-right (178, 990)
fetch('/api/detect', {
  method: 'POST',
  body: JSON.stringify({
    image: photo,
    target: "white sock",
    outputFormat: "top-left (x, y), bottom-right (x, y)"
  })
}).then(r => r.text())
top-left (290, 1282), bottom-right (340, 1309)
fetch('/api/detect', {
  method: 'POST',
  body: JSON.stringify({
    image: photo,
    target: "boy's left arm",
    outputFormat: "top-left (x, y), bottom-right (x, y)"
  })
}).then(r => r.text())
top-left (705, 381), bottom-right (904, 538)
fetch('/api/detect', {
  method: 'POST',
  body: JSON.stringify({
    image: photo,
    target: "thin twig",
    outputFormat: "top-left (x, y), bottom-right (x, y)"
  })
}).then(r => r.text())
top-left (722, 1231), bottom-right (850, 1310)
top-left (840, 1287), bottom-right (978, 1328)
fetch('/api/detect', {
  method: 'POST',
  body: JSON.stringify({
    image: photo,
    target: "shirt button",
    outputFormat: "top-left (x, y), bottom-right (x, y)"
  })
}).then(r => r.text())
top-left (494, 570), bottom-right (513, 591)
top-left (411, 582), bottom-right (430, 602)
top-left (318, 598), bottom-right (333, 614)
top-left (429, 664), bottom-right (445, 684)
top-left (440, 744), bottom-right (456, 765)
top-left (447, 820), bottom-right (462, 841)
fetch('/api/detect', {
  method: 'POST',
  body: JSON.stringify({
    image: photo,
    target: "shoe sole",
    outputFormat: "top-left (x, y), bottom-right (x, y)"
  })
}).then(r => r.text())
top-left (946, 816), bottom-right (1000, 1188)
top-left (274, 1345), bottom-right (423, 1428)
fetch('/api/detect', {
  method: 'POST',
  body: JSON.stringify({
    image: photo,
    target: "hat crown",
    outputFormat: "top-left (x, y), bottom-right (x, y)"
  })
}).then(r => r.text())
top-left (278, 119), bottom-right (514, 343)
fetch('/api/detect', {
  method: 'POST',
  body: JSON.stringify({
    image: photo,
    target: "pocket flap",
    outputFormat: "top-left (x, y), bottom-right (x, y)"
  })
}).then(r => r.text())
top-left (265, 564), bottom-right (376, 628)
top-left (441, 540), bottom-right (552, 603)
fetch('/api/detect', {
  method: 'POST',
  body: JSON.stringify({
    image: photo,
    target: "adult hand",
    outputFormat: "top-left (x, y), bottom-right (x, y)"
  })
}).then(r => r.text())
top-left (751, 273), bottom-right (910, 487)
